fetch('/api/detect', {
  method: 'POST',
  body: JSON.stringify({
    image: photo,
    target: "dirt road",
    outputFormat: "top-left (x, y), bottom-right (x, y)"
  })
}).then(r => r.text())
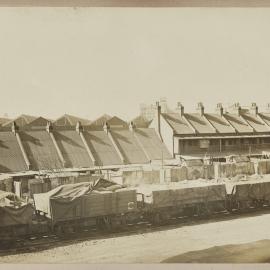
top-left (2, 213), bottom-right (270, 263)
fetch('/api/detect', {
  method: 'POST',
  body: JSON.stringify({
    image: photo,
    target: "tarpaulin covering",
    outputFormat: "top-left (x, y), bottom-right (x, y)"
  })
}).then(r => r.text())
top-left (137, 181), bottom-right (226, 208)
top-left (34, 178), bottom-right (137, 224)
top-left (0, 190), bottom-right (33, 227)
top-left (231, 179), bottom-right (270, 201)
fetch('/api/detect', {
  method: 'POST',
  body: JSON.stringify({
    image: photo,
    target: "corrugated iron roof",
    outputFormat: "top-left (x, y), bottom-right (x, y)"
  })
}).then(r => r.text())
top-left (83, 130), bottom-right (123, 166)
top-left (205, 114), bottom-right (236, 134)
top-left (184, 113), bottom-right (215, 134)
top-left (0, 132), bottom-right (28, 173)
top-left (20, 131), bottom-right (63, 171)
top-left (162, 113), bottom-right (194, 134)
top-left (110, 128), bottom-right (149, 164)
top-left (53, 130), bottom-right (93, 168)
top-left (134, 128), bottom-right (172, 160)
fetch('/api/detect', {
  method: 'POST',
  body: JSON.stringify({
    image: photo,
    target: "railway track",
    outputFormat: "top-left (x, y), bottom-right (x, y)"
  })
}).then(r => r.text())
top-left (1, 205), bottom-right (270, 256)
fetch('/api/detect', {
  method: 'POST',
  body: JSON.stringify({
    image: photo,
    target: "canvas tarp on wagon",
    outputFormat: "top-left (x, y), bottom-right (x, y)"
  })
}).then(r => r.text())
top-left (0, 191), bottom-right (34, 227)
top-left (34, 178), bottom-right (137, 224)
top-left (137, 181), bottom-right (227, 209)
top-left (230, 179), bottom-right (270, 201)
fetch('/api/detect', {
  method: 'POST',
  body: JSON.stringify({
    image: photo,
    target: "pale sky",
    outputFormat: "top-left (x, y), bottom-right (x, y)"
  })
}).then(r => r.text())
top-left (0, 8), bottom-right (270, 121)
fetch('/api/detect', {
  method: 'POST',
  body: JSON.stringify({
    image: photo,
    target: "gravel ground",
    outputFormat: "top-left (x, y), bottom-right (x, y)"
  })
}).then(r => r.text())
top-left (2, 213), bottom-right (270, 263)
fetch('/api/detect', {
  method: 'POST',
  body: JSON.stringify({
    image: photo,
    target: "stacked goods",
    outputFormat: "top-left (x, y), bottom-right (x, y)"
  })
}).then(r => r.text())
top-left (202, 165), bottom-right (215, 180)
top-left (34, 178), bottom-right (137, 225)
top-left (257, 160), bottom-right (270, 175)
top-left (28, 179), bottom-right (50, 198)
top-left (169, 167), bottom-right (187, 182)
top-left (137, 181), bottom-right (227, 209)
top-left (186, 166), bottom-right (204, 180)
top-left (122, 170), bottom-right (160, 186)
top-left (217, 162), bottom-right (255, 178)
top-left (0, 191), bottom-right (33, 228)
top-left (235, 162), bottom-right (255, 175)
top-left (217, 163), bottom-right (234, 178)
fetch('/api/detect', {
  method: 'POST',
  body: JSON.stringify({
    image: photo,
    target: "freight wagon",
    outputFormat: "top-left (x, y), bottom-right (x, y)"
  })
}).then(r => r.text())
top-left (2, 177), bottom-right (270, 242)
top-left (34, 180), bottom-right (138, 233)
top-left (136, 181), bottom-right (227, 224)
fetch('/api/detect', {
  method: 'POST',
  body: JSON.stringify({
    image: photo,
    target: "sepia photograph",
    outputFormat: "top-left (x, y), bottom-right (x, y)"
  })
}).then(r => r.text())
top-left (1, 0), bottom-right (270, 267)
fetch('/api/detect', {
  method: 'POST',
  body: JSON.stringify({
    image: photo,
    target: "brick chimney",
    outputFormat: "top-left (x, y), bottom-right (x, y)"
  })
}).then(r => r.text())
top-left (216, 103), bottom-right (224, 116)
top-left (197, 102), bottom-right (205, 116)
top-left (176, 102), bottom-right (184, 116)
top-left (233, 102), bottom-right (241, 116)
top-left (11, 121), bottom-right (18, 134)
top-left (129, 121), bottom-right (135, 131)
top-left (76, 121), bottom-right (83, 133)
top-left (156, 101), bottom-right (161, 135)
top-left (250, 103), bottom-right (258, 115)
top-left (103, 121), bottom-right (110, 134)
top-left (46, 121), bottom-right (53, 133)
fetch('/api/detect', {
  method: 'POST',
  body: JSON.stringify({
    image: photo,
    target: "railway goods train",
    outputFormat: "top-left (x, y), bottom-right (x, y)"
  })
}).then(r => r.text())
top-left (1, 176), bottom-right (270, 243)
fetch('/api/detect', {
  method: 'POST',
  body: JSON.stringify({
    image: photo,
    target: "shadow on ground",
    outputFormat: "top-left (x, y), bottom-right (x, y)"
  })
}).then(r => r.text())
top-left (162, 239), bottom-right (270, 263)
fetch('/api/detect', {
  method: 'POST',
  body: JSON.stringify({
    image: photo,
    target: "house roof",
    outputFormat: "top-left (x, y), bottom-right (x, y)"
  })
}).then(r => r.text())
top-left (132, 115), bottom-right (152, 128)
top-left (110, 128), bottom-right (149, 164)
top-left (240, 113), bottom-right (269, 133)
top-left (19, 130), bottom-right (63, 171)
top-left (0, 118), bottom-right (12, 126)
top-left (184, 113), bottom-right (215, 134)
top-left (53, 130), bottom-right (93, 168)
top-left (134, 128), bottom-right (172, 160)
top-left (107, 116), bottom-right (128, 127)
top-left (53, 114), bottom-right (91, 126)
top-left (3, 114), bottom-right (37, 127)
top-left (0, 132), bottom-right (28, 173)
top-left (259, 113), bottom-right (270, 127)
top-left (205, 114), bottom-right (235, 134)
top-left (223, 113), bottom-right (254, 133)
top-left (90, 114), bottom-right (112, 126)
top-left (25, 117), bottom-right (51, 127)
top-left (161, 113), bottom-right (194, 134)
top-left (83, 130), bottom-right (123, 166)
